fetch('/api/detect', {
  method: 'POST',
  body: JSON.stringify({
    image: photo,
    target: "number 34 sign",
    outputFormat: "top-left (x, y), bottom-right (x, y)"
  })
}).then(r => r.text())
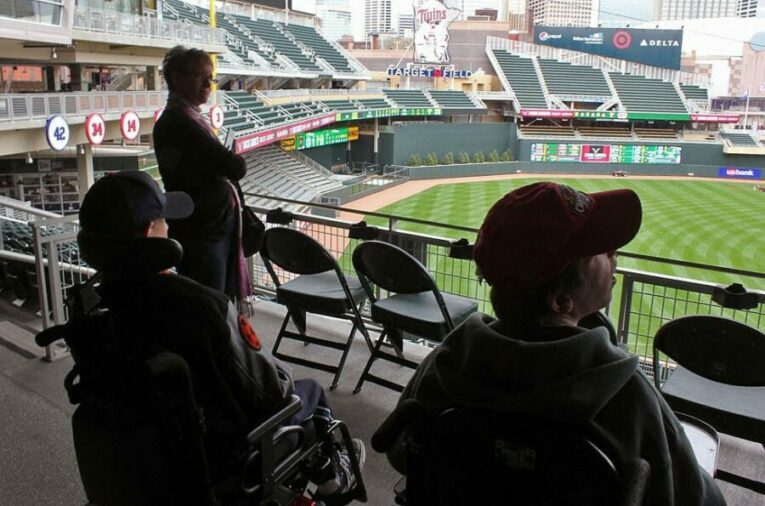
top-left (45, 114), bottom-right (70, 151)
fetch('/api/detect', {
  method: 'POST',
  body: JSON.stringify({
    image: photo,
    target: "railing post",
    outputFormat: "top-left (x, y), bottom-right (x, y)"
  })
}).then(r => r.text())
top-left (616, 273), bottom-right (635, 346)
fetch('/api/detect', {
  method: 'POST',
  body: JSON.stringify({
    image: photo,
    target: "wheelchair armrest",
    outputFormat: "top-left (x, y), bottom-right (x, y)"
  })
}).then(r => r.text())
top-left (245, 395), bottom-right (303, 446)
top-left (372, 398), bottom-right (429, 453)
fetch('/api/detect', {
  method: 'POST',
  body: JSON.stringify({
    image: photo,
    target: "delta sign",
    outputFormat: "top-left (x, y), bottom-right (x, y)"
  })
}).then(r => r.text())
top-left (534, 26), bottom-right (683, 70)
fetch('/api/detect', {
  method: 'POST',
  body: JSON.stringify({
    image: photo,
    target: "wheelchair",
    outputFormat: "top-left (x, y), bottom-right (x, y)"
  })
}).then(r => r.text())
top-left (374, 399), bottom-right (648, 506)
top-left (36, 275), bottom-right (367, 506)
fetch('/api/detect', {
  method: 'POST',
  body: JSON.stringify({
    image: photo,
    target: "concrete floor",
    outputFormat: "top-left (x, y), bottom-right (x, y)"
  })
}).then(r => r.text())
top-left (0, 296), bottom-right (763, 505)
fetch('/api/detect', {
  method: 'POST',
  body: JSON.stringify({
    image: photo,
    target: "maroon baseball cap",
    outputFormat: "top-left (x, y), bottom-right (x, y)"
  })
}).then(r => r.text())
top-left (474, 182), bottom-right (642, 290)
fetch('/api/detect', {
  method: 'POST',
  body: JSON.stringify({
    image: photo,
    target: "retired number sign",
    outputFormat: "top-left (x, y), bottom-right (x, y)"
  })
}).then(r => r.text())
top-left (84, 113), bottom-right (106, 145)
top-left (120, 110), bottom-right (140, 140)
top-left (209, 105), bottom-right (224, 129)
top-left (45, 114), bottom-right (70, 151)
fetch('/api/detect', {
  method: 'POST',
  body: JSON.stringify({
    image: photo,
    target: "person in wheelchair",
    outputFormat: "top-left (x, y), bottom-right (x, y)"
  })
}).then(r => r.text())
top-left (75, 171), bottom-right (365, 503)
top-left (375, 182), bottom-right (725, 505)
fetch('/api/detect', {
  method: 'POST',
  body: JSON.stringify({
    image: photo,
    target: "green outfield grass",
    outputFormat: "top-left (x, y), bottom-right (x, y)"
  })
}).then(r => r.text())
top-left (359, 177), bottom-right (765, 355)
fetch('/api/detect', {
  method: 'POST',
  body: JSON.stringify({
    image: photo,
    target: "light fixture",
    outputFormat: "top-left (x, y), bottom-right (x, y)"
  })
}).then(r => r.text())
top-left (25, 152), bottom-right (33, 164)
top-left (51, 47), bottom-right (58, 59)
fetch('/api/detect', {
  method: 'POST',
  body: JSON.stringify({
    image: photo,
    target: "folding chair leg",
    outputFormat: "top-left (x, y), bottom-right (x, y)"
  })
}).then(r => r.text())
top-left (272, 312), bottom-right (292, 357)
top-left (350, 304), bottom-right (374, 353)
top-left (331, 324), bottom-right (359, 391)
top-left (353, 330), bottom-right (387, 394)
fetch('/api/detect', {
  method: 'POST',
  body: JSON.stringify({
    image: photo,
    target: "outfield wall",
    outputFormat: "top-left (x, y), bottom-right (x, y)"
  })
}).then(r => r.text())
top-left (374, 122), bottom-right (763, 178)
top-left (390, 161), bottom-right (763, 180)
top-left (379, 123), bottom-right (516, 166)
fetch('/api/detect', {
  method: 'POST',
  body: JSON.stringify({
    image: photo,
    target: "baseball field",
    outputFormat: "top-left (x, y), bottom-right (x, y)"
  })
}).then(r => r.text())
top-left (359, 176), bottom-right (764, 353)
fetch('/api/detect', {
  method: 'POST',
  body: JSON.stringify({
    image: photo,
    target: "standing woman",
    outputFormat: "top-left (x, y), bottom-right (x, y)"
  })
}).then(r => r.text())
top-left (154, 45), bottom-right (249, 302)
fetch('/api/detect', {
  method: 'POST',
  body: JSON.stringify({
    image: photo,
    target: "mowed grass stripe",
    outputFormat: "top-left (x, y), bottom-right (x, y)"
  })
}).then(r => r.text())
top-left (354, 177), bottom-right (765, 354)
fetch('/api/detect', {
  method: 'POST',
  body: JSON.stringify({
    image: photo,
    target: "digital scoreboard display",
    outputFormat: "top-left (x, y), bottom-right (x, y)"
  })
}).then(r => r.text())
top-left (298, 128), bottom-right (348, 149)
top-left (284, 126), bottom-right (360, 151)
top-left (530, 143), bottom-right (682, 164)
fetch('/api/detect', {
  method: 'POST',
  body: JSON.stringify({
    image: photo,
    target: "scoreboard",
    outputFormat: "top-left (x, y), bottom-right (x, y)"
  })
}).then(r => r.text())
top-left (282, 126), bottom-right (360, 151)
top-left (530, 143), bottom-right (682, 164)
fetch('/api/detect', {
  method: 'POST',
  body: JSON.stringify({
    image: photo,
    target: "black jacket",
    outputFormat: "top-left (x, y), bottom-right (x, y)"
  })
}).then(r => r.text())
top-left (378, 314), bottom-right (726, 506)
top-left (98, 272), bottom-right (292, 476)
top-left (153, 109), bottom-right (246, 240)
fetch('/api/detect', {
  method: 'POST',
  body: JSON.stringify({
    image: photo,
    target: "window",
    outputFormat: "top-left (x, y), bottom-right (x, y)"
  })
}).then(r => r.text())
top-left (0, 0), bottom-right (64, 25)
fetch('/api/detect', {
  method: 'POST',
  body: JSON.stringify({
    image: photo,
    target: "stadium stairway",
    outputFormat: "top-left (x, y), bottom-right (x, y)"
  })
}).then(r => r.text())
top-left (489, 50), bottom-right (548, 109)
top-left (239, 145), bottom-right (343, 210)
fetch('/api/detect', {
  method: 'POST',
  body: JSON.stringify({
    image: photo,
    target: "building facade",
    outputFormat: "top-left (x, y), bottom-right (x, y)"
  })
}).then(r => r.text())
top-left (364, 0), bottom-right (394, 38)
top-left (526, 0), bottom-right (599, 27)
top-left (316, 0), bottom-right (352, 42)
top-left (655, 0), bottom-right (739, 20)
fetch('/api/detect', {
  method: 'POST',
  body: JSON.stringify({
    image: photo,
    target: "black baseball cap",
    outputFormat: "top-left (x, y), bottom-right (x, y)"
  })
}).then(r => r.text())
top-left (79, 171), bottom-right (193, 239)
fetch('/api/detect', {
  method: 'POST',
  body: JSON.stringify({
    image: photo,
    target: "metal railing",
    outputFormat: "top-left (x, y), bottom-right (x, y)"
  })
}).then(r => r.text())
top-left (5, 194), bottom-right (763, 369)
top-left (262, 89), bottom-right (374, 99)
top-left (73, 6), bottom-right (226, 46)
top-left (486, 36), bottom-right (709, 88)
top-left (0, 91), bottom-right (167, 123)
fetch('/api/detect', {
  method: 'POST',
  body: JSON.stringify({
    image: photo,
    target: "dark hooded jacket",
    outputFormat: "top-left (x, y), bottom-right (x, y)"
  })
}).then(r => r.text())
top-left (377, 313), bottom-right (725, 506)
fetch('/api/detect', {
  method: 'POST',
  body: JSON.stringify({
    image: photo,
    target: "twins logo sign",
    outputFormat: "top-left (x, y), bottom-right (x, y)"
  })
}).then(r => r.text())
top-left (413, 0), bottom-right (459, 64)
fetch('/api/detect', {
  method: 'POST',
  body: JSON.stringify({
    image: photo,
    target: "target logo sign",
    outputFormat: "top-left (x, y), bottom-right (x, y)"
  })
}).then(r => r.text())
top-left (45, 115), bottom-right (70, 151)
top-left (209, 105), bottom-right (224, 129)
top-left (613, 31), bottom-right (632, 49)
top-left (84, 114), bottom-right (106, 145)
top-left (120, 110), bottom-right (140, 140)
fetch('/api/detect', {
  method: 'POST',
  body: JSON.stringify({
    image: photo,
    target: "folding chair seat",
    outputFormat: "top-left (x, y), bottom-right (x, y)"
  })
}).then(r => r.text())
top-left (653, 315), bottom-right (765, 493)
top-left (391, 402), bottom-right (649, 506)
top-left (261, 227), bottom-right (372, 390)
top-left (352, 240), bottom-right (478, 394)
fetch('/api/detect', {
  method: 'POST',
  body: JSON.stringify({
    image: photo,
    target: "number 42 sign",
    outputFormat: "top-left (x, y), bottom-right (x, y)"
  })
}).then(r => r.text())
top-left (45, 114), bottom-right (70, 151)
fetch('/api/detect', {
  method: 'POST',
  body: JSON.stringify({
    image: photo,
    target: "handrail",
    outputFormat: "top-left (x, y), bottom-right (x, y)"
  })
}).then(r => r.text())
top-left (73, 6), bottom-right (226, 46)
top-left (239, 190), bottom-right (765, 282)
top-left (0, 91), bottom-right (167, 123)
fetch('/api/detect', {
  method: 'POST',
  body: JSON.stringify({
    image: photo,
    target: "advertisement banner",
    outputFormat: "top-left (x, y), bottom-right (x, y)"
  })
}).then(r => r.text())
top-left (580, 145), bottom-right (611, 163)
top-left (533, 26), bottom-right (683, 70)
top-left (717, 167), bottom-right (762, 179)
top-left (234, 113), bottom-right (336, 154)
top-left (412, 0), bottom-right (460, 64)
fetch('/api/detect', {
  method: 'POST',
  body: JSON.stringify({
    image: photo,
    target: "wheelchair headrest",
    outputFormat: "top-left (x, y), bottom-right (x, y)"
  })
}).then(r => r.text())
top-left (78, 232), bottom-right (183, 278)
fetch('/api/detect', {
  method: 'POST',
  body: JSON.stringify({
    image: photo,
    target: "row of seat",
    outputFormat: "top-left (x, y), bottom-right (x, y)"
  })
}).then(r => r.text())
top-left (490, 49), bottom-right (704, 113)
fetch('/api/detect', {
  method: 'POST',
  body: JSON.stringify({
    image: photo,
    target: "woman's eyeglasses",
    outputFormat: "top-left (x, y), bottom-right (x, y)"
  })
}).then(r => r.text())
top-left (182, 72), bottom-right (218, 84)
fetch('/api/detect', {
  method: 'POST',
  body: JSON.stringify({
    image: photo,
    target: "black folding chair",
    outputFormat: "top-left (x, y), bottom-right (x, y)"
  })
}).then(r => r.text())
top-left (260, 227), bottom-right (372, 390)
top-left (653, 315), bottom-right (765, 493)
top-left (400, 406), bottom-right (649, 506)
top-left (351, 240), bottom-right (478, 394)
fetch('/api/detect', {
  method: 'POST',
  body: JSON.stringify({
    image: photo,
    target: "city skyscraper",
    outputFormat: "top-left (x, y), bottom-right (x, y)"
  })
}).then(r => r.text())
top-left (598, 0), bottom-right (654, 24)
top-left (655, 0), bottom-right (738, 20)
top-left (526, 0), bottom-right (599, 26)
top-left (365, 0), bottom-right (394, 38)
top-left (316, 0), bottom-right (353, 42)
top-left (737, 0), bottom-right (765, 17)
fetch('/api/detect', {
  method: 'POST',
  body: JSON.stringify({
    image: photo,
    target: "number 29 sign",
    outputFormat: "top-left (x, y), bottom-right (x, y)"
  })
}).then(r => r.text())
top-left (45, 115), bottom-right (70, 151)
